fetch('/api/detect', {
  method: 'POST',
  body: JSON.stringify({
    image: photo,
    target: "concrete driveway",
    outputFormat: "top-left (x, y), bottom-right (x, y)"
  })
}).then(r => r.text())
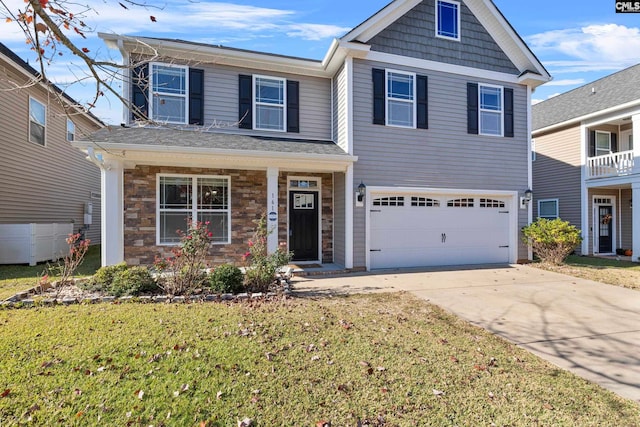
top-left (293, 264), bottom-right (640, 403)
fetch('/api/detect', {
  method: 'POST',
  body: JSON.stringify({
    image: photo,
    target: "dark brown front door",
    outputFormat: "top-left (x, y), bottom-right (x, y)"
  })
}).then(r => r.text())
top-left (598, 206), bottom-right (613, 253)
top-left (289, 191), bottom-right (319, 261)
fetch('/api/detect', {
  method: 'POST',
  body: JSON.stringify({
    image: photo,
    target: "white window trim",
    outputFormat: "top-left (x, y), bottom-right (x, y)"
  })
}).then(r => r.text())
top-left (156, 173), bottom-right (231, 246)
top-left (28, 96), bottom-right (46, 146)
top-left (149, 62), bottom-right (189, 124)
top-left (478, 83), bottom-right (504, 137)
top-left (538, 198), bottom-right (559, 219)
top-left (435, 0), bottom-right (461, 41)
top-left (595, 130), bottom-right (611, 156)
top-left (66, 119), bottom-right (75, 142)
top-left (531, 138), bottom-right (536, 162)
top-left (385, 69), bottom-right (417, 129)
top-left (252, 74), bottom-right (287, 132)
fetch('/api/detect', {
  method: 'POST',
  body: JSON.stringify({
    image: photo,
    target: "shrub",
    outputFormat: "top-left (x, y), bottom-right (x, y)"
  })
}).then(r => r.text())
top-left (154, 220), bottom-right (213, 295)
top-left (243, 214), bottom-right (293, 293)
top-left (109, 266), bottom-right (158, 297)
top-left (209, 264), bottom-right (245, 294)
top-left (522, 218), bottom-right (583, 265)
top-left (82, 263), bottom-right (128, 292)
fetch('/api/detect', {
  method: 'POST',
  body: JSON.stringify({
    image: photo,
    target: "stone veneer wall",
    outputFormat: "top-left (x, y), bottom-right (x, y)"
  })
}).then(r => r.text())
top-left (123, 166), bottom-right (334, 266)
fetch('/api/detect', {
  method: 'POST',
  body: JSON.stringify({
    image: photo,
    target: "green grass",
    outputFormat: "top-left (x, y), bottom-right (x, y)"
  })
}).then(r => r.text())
top-left (0, 245), bottom-right (101, 300)
top-left (0, 293), bottom-right (637, 426)
top-left (565, 255), bottom-right (640, 269)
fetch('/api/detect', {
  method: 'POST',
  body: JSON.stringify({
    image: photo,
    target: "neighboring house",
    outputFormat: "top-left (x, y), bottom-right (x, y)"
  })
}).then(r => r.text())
top-left (74, 0), bottom-right (549, 270)
top-left (0, 43), bottom-right (104, 261)
top-left (532, 64), bottom-right (640, 259)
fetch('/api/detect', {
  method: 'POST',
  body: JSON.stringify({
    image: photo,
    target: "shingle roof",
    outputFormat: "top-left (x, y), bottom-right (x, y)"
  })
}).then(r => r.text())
top-left (88, 126), bottom-right (349, 157)
top-left (533, 63), bottom-right (640, 131)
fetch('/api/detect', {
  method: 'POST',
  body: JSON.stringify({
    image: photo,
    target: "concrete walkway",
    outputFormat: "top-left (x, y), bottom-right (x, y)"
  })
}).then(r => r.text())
top-left (292, 264), bottom-right (640, 403)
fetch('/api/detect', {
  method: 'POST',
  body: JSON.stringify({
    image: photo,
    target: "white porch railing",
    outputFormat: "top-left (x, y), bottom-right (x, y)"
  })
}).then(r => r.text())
top-left (587, 150), bottom-right (634, 178)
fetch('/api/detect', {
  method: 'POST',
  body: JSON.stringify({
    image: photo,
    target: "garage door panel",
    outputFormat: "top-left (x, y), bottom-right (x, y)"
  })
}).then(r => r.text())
top-left (370, 192), bottom-right (511, 269)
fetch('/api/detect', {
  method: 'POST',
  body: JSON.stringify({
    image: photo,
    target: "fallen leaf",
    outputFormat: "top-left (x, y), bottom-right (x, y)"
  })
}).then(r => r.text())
top-left (432, 388), bottom-right (445, 396)
top-left (359, 361), bottom-right (370, 367)
top-left (238, 417), bottom-right (253, 426)
top-left (543, 403), bottom-right (554, 410)
top-left (216, 390), bottom-right (223, 400)
top-left (136, 389), bottom-right (144, 400)
top-left (1, 389), bottom-right (9, 398)
top-left (316, 421), bottom-right (331, 427)
top-left (449, 356), bottom-right (459, 363)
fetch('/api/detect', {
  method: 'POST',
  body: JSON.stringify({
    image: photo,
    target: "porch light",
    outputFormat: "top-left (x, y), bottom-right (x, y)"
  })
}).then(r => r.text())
top-left (357, 181), bottom-right (366, 202)
top-left (524, 189), bottom-right (533, 202)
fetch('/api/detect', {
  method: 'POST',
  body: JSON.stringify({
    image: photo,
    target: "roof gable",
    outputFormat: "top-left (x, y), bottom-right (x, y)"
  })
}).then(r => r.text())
top-left (341, 0), bottom-right (549, 83)
top-left (533, 64), bottom-right (640, 131)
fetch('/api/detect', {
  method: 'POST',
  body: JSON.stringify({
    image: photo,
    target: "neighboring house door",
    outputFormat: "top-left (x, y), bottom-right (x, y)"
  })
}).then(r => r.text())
top-left (289, 191), bottom-right (319, 261)
top-left (598, 205), bottom-right (613, 253)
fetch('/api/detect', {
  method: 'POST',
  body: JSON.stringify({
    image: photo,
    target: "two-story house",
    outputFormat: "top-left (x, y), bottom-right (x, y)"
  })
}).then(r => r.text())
top-left (532, 64), bottom-right (640, 260)
top-left (0, 42), bottom-right (104, 265)
top-left (74, 0), bottom-right (549, 270)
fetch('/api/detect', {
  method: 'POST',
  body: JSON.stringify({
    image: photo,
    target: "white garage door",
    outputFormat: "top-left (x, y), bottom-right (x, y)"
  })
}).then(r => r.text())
top-left (370, 193), bottom-right (511, 269)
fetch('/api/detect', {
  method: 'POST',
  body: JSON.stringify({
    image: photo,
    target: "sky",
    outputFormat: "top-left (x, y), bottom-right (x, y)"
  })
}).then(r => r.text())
top-left (1, 0), bottom-right (639, 124)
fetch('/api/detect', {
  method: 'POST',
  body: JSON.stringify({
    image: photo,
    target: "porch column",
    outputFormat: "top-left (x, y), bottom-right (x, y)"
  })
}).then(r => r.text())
top-left (102, 160), bottom-right (124, 266)
top-left (632, 182), bottom-right (640, 263)
top-left (266, 167), bottom-right (279, 254)
top-left (345, 165), bottom-right (354, 269)
top-left (633, 114), bottom-right (640, 174)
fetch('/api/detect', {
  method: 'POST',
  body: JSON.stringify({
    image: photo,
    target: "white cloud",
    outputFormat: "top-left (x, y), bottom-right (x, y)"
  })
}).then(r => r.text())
top-left (544, 78), bottom-right (585, 86)
top-left (528, 24), bottom-right (640, 67)
top-left (286, 23), bottom-right (351, 41)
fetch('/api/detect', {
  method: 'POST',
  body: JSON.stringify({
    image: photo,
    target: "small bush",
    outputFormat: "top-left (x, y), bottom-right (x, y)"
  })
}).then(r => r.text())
top-left (209, 264), bottom-right (244, 294)
top-left (523, 218), bottom-right (583, 265)
top-left (82, 263), bottom-right (128, 292)
top-left (109, 267), bottom-right (158, 297)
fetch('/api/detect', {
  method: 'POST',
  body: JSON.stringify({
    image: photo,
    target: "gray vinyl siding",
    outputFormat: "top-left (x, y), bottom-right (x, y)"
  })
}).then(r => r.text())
top-left (351, 58), bottom-right (529, 267)
top-left (134, 59), bottom-right (332, 141)
top-left (367, 0), bottom-right (518, 75)
top-left (333, 172), bottom-right (346, 266)
top-left (0, 59), bottom-right (103, 245)
top-left (531, 125), bottom-right (582, 234)
top-left (620, 189), bottom-right (632, 250)
top-left (334, 64), bottom-right (349, 152)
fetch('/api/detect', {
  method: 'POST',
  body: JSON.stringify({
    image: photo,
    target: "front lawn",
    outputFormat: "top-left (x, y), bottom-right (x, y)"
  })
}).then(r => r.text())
top-left (534, 255), bottom-right (640, 291)
top-left (0, 245), bottom-right (101, 301)
top-left (1, 293), bottom-right (637, 426)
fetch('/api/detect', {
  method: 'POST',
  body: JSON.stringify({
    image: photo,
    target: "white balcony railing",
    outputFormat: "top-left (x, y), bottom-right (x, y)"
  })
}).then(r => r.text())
top-left (587, 150), bottom-right (635, 178)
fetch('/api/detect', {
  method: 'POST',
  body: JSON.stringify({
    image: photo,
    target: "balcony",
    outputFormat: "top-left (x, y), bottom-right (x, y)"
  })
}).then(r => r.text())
top-left (587, 150), bottom-right (634, 178)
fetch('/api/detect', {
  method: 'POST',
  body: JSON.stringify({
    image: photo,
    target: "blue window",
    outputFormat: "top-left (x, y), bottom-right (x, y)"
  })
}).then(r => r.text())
top-left (436, 0), bottom-right (460, 40)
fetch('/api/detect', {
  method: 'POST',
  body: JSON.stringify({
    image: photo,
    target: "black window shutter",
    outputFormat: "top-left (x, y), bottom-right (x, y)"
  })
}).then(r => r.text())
top-left (238, 74), bottom-right (252, 129)
top-left (372, 68), bottom-right (385, 125)
top-left (287, 80), bottom-right (300, 133)
top-left (504, 88), bottom-right (514, 137)
top-left (589, 131), bottom-right (596, 157)
top-left (611, 133), bottom-right (618, 152)
top-left (189, 68), bottom-right (204, 125)
top-left (131, 64), bottom-right (148, 121)
top-left (417, 75), bottom-right (428, 129)
top-left (467, 83), bottom-right (478, 134)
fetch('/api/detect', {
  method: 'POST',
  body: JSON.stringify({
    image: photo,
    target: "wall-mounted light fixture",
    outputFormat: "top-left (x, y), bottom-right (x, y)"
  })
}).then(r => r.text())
top-left (357, 181), bottom-right (366, 203)
top-left (520, 188), bottom-right (533, 209)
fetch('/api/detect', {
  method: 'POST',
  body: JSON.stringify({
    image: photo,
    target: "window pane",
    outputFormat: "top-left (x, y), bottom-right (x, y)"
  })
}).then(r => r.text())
top-left (256, 104), bottom-right (284, 130)
top-left (596, 132), bottom-right (610, 150)
top-left (480, 111), bottom-right (501, 135)
top-left (388, 73), bottom-right (413, 101)
top-left (539, 201), bottom-right (557, 218)
top-left (152, 65), bottom-right (186, 95)
top-left (198, 212), bottom-right (228, 243)
top-left (256, 78), bottom-right (284, 105)
top-left (67, 119), bottom-right (75, 141)
top-left (30, 122), bottom-right (45, 145)
top-left (29, 99), bottom-right (45, 125)
top-left (198, 178), bottom-right (228, 210)
top-left (437, 1), bottom-right (458, 38)
top-left (160, 212), bottom-right (190, 243)
top-left (160, 177), bottom-right (192, 209)
top-left (480, 86), bottom-right (501, 111)
top-left (388, 100), bottom-right (414, 127)
top-left (153, 95), bottom-right (186, 123)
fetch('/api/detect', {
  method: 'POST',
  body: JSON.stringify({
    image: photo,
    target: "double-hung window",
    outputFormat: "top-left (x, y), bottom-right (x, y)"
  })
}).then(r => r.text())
top-left (479, 84), bottom-right (503, 136)
top-left (150, 63), bottom-right (188, 124)
top-left (158, 175), bottom-right (230, 245)
top-left (538, 199), bottom-right (559, 220)
top-left (29, 97), bottom-right (46, 146)
top-left (436, 0), bottom-right (460, 40)
top-left (66, 119), bottom-right (75, 142)
top-left (386, 70), bottom-right (416, 128)
top-left (254, 76), bottom-right (286, 131)
top-left (595, 131), bottom-right (611, 157)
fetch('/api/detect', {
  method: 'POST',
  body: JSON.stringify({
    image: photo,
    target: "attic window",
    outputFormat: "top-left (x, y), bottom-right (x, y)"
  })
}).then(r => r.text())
top-left (436, 0), bottom-right (460, 41)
